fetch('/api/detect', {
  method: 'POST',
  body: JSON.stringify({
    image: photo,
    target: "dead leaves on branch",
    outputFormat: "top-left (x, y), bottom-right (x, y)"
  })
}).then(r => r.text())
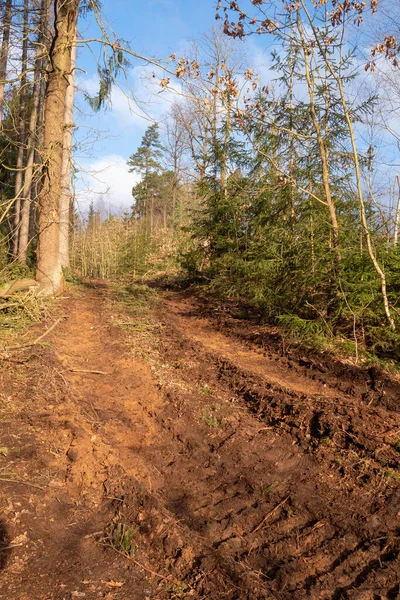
top-left (329, 0), bottom-right (378, 26)
top-left (216, 0), bottom-right (380, 36)
top-left (367, 35), bottom-right (400, 72)
top-left (161, 0), bottom-right (387, 97)
top-left (158, 57), bottom-right (200, 90)
top-left (173, 57), bottom-right (200, 80)
top-left (216, 0), bottom-right (396, 76)
top-left (162, 54), bottom-right (249, 101)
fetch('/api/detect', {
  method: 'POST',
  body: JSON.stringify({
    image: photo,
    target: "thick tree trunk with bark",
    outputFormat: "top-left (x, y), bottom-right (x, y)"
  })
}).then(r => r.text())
top-left (59, 25), bottom-right (77, 268)
top-left (36, 0), bottom-right (80, 294)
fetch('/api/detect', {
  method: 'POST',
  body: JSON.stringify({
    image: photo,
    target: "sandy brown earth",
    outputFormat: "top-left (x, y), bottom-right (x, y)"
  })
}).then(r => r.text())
top-left (0, 281), bottom-right (399, 600)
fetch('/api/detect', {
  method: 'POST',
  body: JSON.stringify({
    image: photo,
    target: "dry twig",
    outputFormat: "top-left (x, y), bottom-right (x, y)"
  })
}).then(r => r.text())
top-left (0, 302), bottom-right (19, 310)
top-left (1, 318), bottom-right (62, 354)
top-left (252, 496), bottom-right (290, 534)
top-left (69, 368), bottom-right (109, 375)
top-left (0, 477), bottom-right (45, 490)
top-left (102, 542), bottom-right (190, 588)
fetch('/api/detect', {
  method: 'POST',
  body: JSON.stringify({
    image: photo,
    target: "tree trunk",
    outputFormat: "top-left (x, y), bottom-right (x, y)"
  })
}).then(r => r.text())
top-left (12, 0), bottom-right (29, 257)
top-left (0, 0), bottom-right (12, 126)
top-left (36, 0), bottom-right (80, 295)
top-left (59, 25), bottom-right (77, 268)
top-left (394, 175), bottom-right (400, 248)
top-left (30, 0), bottom-right (52, 243)
top-left (18, 74), bottom-right (40, 264)
top-left (220, 93), bottom-right (231, 197)
top-left (297, 13), bottom-right (341, 263)
top-left (288, 15), bottom-right (295, 234)
top-left (300, 0), bottom-right (395, 330)
top-left (18, 0), bottom-right (48, 264)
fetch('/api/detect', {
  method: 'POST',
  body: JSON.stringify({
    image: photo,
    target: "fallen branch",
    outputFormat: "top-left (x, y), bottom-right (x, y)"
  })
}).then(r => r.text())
top-left (0, 477), bottom-right (46, 490)
top-left (102, 542), bottom-right (189, 588)
top-left (84, 530), bottom-right (104, 539)
top-left (53, 367), bottom-right (68, 386)
top-left (69, 368), bottom-right (109, 375)
top-left (0, 357), bottom-right (28, 364)
top-left (0, 278), bottom-right (39, 298)
top-left (0, 302), bottom-right (19, 310)
top-left (1, 318), bottom-right (62, 354)
top-left (252, 496), bottom-right (290, 534)
top-left (0, 542), bottom-right (26, 550)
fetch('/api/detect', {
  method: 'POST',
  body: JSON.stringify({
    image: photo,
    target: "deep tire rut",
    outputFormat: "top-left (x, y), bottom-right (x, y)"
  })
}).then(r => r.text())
top-left (0, 284), bottom-right (399, 600)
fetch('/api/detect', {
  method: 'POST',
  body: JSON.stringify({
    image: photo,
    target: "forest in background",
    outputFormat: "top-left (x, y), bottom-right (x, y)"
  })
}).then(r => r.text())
top-left (3, 0), bottom-right (400, 363)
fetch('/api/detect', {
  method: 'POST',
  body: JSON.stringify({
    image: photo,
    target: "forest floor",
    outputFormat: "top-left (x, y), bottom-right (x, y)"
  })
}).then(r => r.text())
top-left (0, 280), bottom-right (400, 600)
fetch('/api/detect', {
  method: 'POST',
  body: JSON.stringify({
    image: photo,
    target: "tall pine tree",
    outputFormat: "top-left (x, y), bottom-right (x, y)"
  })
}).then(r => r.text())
top-left (127, 123), bottom-right (165, 218)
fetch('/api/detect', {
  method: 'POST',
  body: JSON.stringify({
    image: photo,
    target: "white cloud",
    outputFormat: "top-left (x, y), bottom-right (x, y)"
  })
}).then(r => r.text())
top-left (77, 63), bottom-right (184, 131)
top-left (247, 41), bottom-right (276, 86)
top-left (73, 66), bottom-right (185, 218)
top-left (75, 154), bottom-right (141, 215)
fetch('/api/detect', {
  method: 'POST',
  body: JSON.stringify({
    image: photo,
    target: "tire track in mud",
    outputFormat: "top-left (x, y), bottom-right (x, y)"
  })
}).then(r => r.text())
top-left (1, 284), bottom-right (399, 600)
top-left (133, 292), bottom-right (400, 600)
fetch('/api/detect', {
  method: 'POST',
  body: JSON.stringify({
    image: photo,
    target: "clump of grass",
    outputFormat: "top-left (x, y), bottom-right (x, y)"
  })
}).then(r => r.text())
top-left (262, 483), bottom-right (276, 495)
top-left (115, 283), bottom-right (157, 307)
top-left (173, 361), bottom-right (185, 369)
top-left (104, 522), bottom-right (137, 557)
top-left (202, 415), bottom-right (220, 428)
top-left (202, 404), bottom-right (223, 428)
top-left (125, 283), bottom-right (158, 299)
top-left (111, 283), bottom-right (159, 321)
top-left (165, 580), bottom-right (189, 597)
top-left (0, 262), bottom-right (33, 283)
top-left (199, 385), bottom-right (213, 396)
top-left (381, 468), bottom-right (400, 481)
top-left (62, 267), bottom-right (82, 285)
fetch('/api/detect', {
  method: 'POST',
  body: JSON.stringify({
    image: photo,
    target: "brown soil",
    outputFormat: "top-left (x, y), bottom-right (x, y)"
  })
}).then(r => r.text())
top-left (0, 282), bottom-right (399, 600)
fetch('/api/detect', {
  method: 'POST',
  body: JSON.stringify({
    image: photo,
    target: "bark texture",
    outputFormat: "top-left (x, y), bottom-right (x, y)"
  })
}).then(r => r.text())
top-left (36, 0), bottom-right (80, 294)
top-left (59, 25), bottom-right (77, 268)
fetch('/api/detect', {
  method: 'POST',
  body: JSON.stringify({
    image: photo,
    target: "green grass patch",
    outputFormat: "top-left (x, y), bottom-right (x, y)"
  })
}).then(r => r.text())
top-left (105, 522), bottom-right (137, 557)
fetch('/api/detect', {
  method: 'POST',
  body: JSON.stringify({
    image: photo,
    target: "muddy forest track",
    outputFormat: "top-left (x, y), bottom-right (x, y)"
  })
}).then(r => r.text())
top-left (0, 283), bottom-right (399, 600)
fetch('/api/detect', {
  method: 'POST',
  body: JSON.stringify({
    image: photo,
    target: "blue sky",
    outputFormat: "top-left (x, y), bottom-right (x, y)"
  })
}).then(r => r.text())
top-left (73, 0), bottom-right (400, 216)
top-left (74, 0), bottom-right (243, 214)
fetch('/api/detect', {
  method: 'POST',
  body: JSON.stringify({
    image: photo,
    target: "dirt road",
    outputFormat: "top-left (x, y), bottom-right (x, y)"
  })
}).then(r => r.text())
top-left (0, 282), bottom-right (399, 599)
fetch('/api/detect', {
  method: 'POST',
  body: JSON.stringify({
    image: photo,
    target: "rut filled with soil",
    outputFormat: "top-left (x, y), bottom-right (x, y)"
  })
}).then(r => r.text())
top-left (0, 283), bottom-right (399, 600)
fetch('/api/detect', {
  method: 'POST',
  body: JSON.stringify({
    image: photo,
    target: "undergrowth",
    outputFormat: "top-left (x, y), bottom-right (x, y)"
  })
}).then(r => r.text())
top-left (163, 274), bottom-right (400, 373)
top-left (0, 261), bottom-right (34, 284)
top-left (276, 312), bottom-right (400, 372)
top-left (0, 290), bottom-right (53, 349)
top-left (112, 282), bottom-right (159, 311)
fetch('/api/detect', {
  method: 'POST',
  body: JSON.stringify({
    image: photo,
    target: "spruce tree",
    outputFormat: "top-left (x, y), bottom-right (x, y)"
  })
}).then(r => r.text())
top-left (127, 123), bottom-right (165, 218)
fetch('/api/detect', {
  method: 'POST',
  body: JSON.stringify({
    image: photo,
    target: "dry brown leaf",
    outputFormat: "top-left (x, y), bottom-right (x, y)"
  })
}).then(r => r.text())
top-left (101, 580), bottom-right (125, 588)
